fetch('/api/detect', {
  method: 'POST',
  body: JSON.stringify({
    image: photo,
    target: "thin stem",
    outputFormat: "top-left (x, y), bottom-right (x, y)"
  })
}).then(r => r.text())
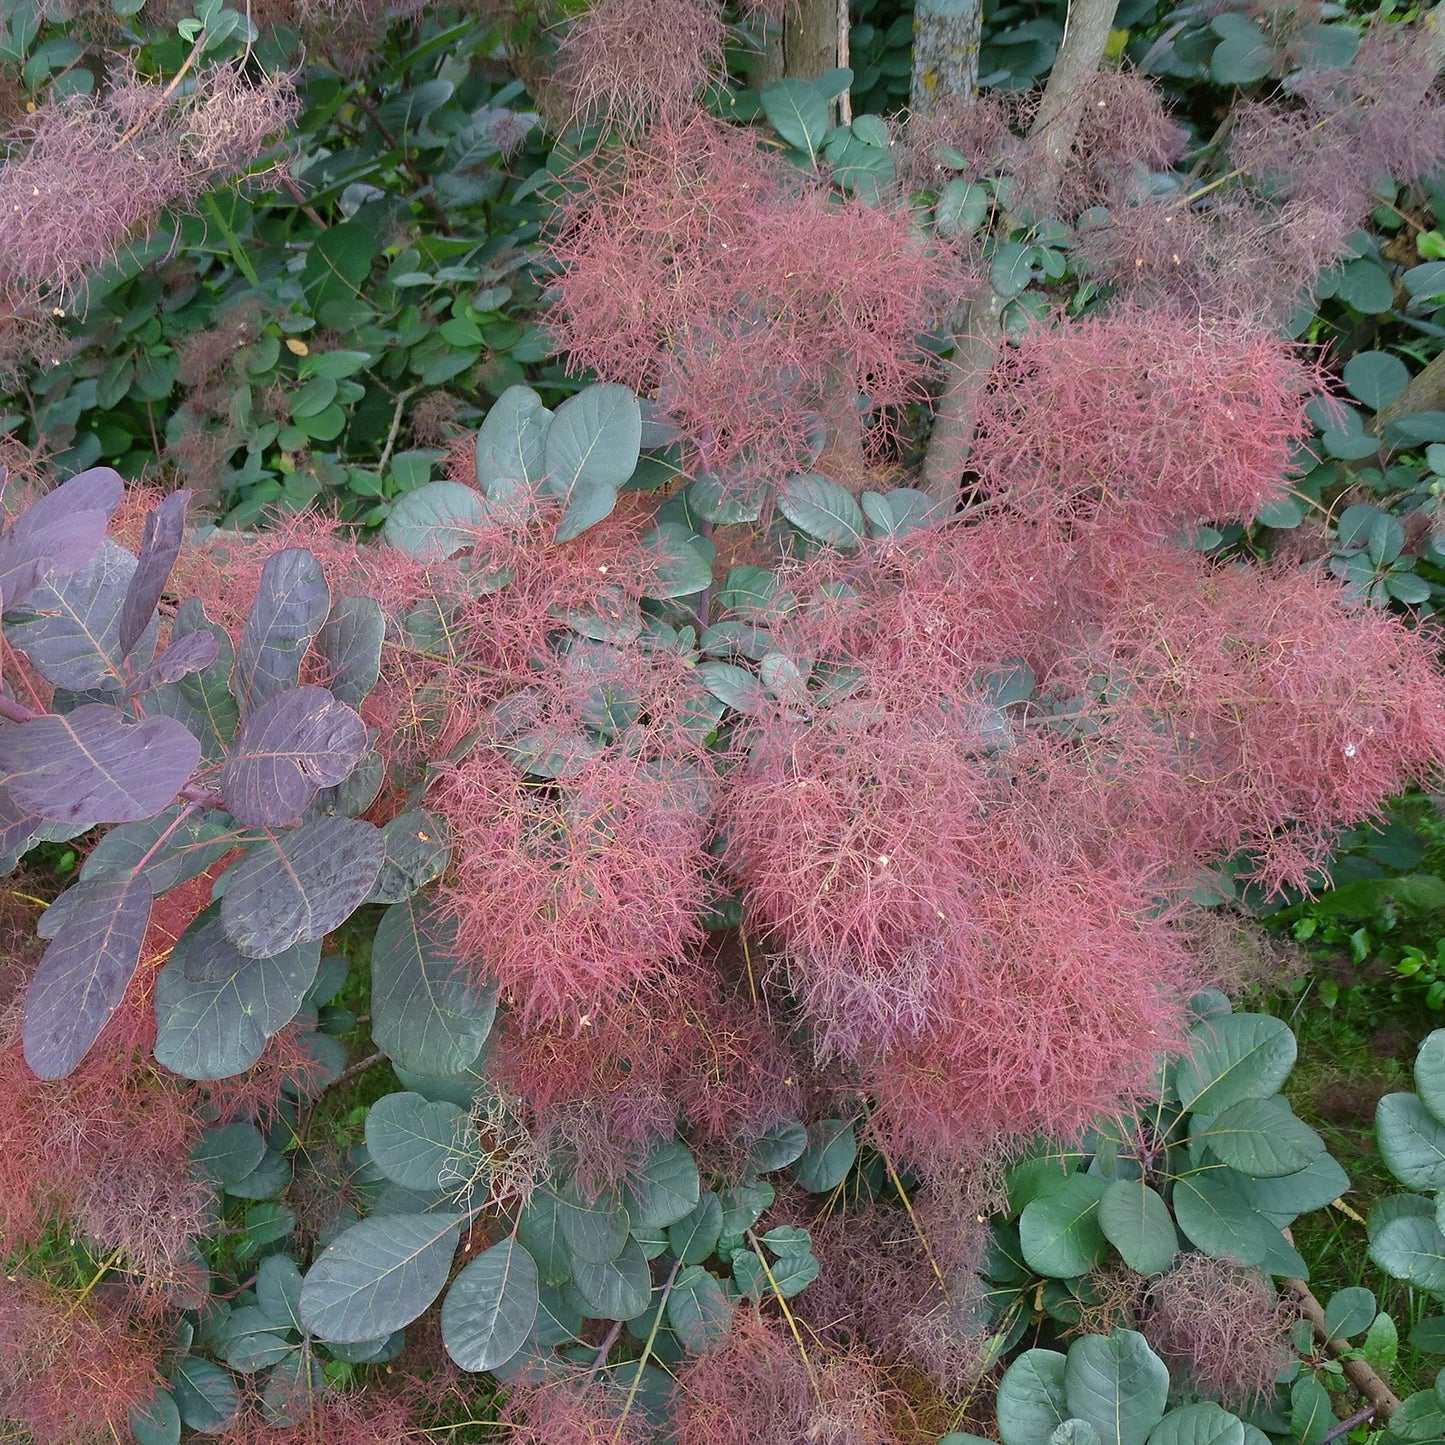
top-left (585, 1318), bottom-right (625, 1376)
top-left (329, 1050), bottom-right (384, 1089)
top-left (110, 33), bottom-right (207, 153)
top-left (612, 1258), bottom-right (680, 1443)
top-left (378, 385), bottom-right (421, 476)
top-left (1319, 1405), bottom-right (1375, 1445)
top-left (837, 0), bottom-right (852, 125)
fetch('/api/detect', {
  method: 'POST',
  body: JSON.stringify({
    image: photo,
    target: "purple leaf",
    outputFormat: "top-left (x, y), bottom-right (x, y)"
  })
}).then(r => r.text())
top-left (0, 467), bottom-right (123, 611)
top-left (220, 816), bottom-right (384, 958)
top-left (22, 871), bottom-right (154, 1078)
top-left (118, 490), bottom-right (191, 656)
top-left (6, 539), bottom-right (145, 691)
top-left (220, 686), bottom-right (368, 827)
top-left (236, 549), bottom-right (330, 717)
top-left (0, 705), bottom-right (202, 827)
top-left (125, 628), bottom-right (221, 698)
top-left (0, 783), bottom-right (41, 863)
top-left (316, 595), bottom-right (384, 709)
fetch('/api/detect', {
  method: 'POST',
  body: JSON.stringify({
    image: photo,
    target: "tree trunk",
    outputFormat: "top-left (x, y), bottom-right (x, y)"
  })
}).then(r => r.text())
top-left (910, 0), bottom-right (983, 118)
top-left (917, 0), bottom-right (1123, 506)
top-left (783, 0), bottom-right (839, 81)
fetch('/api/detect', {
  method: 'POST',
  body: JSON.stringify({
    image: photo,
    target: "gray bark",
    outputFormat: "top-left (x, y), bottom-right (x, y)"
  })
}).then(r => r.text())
top-left (917, 0), bottom-right (1123, 506)
top-left (910, 0), bottom-right (984, 119)
top-left (783, 0), bottom-right (840, 81)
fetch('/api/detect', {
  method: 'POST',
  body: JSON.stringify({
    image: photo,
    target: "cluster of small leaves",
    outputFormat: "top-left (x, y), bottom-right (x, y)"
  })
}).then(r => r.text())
top-left (1366, 1027), bottom-right (1445, 1441)
top-left (0, 0), bottom-right (551, 525)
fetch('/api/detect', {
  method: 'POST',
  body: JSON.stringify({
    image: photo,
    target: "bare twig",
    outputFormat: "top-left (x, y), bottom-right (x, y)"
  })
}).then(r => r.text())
top-left (330, 1050), bottom-right (385, 1089)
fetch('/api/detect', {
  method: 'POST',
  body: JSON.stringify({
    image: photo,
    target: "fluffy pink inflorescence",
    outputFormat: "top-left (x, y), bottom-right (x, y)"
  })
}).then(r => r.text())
top-left (1142, 1255), bottom-right (1291, 1410)
top-left (861, 848), bottom-right (1194, 1168)
top-left (555, 0), bottom-right (726, 132)
top-left (674, 1311), bottom-right (904, 1445)
top-left (967, 309), bottom-right (1316, 538)
top-left (1060, 545), bottom-right (1445, 893)
top-left (546, 109), bottom-right (944, 488)
top-left (490, 963), bottom-right (803, 1190)
top-left (0, 1277), bottom-right (167, 1445)
top-left (0, 66), bottom-right (295, 303)
top-left (1232, 23), bottom-right (1445, 220)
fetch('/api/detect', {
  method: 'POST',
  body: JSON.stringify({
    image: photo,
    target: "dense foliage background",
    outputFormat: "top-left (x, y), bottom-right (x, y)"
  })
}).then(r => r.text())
top-left (9, 3), bottom-right (1445, 1444)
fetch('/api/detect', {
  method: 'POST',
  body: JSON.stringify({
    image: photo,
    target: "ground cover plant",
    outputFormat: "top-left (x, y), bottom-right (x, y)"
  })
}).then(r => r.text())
top-left (9, 2), bottom-right (1445, 1443)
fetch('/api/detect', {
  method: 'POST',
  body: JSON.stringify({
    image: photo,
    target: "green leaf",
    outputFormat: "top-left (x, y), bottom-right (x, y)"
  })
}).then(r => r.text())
top-left (569, 1236), bottom-right (652, 1320)
top-left (641, 522), bottom-right (713, 599)
top-left (1369, 1212), bottom-right (1445, 1292)
top-left (440, 1238), bottom-right (539, 1372)
top-left (1064, 1331), bottom-right (1169, 1445)
top-left (1362, 1311), bottom-right (1398, 1373)
top-left (760, 78), bottom-right (829, 160)
top-left (1230, 1153), bottom-right (1350, 1222)
top-left (1390, 1388), bottom-right (1445, 1443)
top-left (153, 906), bottom-right (320, 1080)
top-left (1052, 1424), bottom-right (1103, 1445)
top-left (384, 482), bottom-right (488, 560)
top-left (129, 1386), bottom-right (181, 1445)
top-left (1201, 1096), bottom-right (1323, 1177)
top-left (218, 1306), bottom-right (293, 1373)
top-left (317, 595), bottom-right (385, 711)
top-left (517, 1191), bottom-right (571, 1287)
top-left (365, 1092), bottom-right (467, 1192)
top-left (776, 474), bottom-right (867, 547)
top-left (935, 178), bottom-right (990, 239)
top-left (1019, 1174), bottom-right (1110, 1278)
top-left (193, 1123), bottom-right (267, 1186)
top-left (1289, 1375), bottom-right (1335, 1445)
top-left (667, 1192), bottom-right (723, 1265)
top-left (367, 809), bottom-right (452, 906)
top-left (1144, 1403), bottom-right (1246, 1445)
top-left (299, 1211), bottom-right (464, 1342)
top-left (1377, 1092), bottom-right (1445, 1191)
top-left (543, 383), bottom-right (641, 495)
top-left (1322, 1286), bottom-right (1377, 1342)
top-left (748, 1120), bottom-right (808, 1172)
top-left (1338, 259), bottom-right (1394, 314)
top-left (997, 1349), bottom-right (1069, 1445)
top-left (732, 1245), bottom-right (820, 1300)
top-left (1416, 1032), bottom-right (1445, 1127)
top-left (626, 1139), bottom-right (701, 1229)
top-left (172, 1358), bottom-right (239, 1434)
top-left (667, 1264), bottom-right (732, 1353)
top-left (991, 240), bottom-right (1036, 297)
top-left (475, 385), bottom-right (551, 504)
top-left (791, 1118), bottom-right (857, 1193)
top-left (1173, 1013), bottom-right (1296, 1116)
top-left (557, 1181), bottom-right (631, 1265)
top-left (1097, 1178), bottom-right (1178, 1276)
top-left (1171, 1173), bottom-right (1275, 1267)
top-left (1342, 351), bottom-right (1410, 412)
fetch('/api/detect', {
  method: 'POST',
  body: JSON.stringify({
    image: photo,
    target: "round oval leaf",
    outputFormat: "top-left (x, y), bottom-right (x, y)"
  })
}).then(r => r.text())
top-left (1064, 1330), bottom-right (1170, 1445)
top-left (440, 1237), bottom-right (539, 1372)
top-left (299, 1211), bottom-right (464, 1343)
top-left (1097, 1178), bottom-right (1178, 1276)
